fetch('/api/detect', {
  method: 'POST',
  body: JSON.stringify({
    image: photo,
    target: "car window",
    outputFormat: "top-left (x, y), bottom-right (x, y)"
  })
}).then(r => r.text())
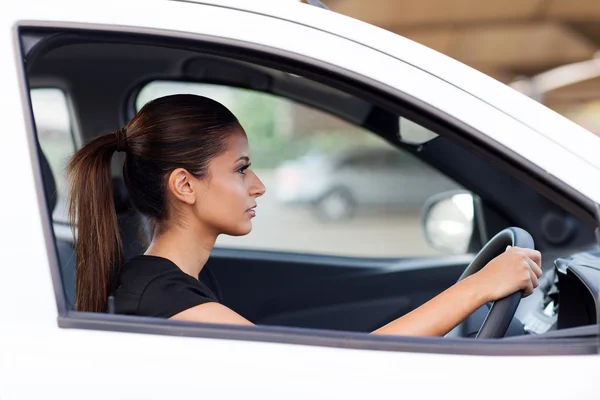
top-left (338, 151), bottom-right (380, 168)
top-left (137, 81), bottom-right (464, 257)
top-left (30, 88), bottom-right (76, 223)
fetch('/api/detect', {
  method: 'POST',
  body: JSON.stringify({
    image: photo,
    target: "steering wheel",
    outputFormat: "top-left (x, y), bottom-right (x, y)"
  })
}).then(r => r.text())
top-left (446, 227), bottom-right (535, 339)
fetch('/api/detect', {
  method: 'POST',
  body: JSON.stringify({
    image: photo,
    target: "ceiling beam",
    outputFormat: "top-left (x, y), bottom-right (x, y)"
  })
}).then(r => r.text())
top-left (396, 22), bottom-right (597, 73)
top-left (327, 0), bottom-right (544, 28)
top-left (326, 0), bottom-right (600, 86)
top-left (546, 0), bottom-right (600, 20)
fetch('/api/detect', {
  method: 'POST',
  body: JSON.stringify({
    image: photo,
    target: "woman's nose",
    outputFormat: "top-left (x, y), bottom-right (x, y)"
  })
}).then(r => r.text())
top-left (250, 171), bottom-right (266, 198)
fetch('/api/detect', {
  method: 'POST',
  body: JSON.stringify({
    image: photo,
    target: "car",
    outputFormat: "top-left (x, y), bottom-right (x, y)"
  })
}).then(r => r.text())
top-left (2, 0), bottom-right (600, 398)
top-left (274, 145), bottom-right (461, 221)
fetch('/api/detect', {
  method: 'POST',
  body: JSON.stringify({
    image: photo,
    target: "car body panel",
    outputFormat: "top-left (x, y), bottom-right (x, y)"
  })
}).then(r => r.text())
top-left (3, 325), bottom-right (598, 399)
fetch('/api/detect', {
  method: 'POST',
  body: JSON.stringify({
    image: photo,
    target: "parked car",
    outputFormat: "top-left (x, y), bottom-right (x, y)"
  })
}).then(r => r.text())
top-left (2, 0), bottom-right (600, 399)
top-left (274, 146), bottom-right (461, 220)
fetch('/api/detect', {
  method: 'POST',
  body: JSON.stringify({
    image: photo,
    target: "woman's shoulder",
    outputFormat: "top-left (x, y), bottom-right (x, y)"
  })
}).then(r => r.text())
top-left (114, 255), bottom-right (219, 318)
top-left (118, 255), bottom-right (181, 289)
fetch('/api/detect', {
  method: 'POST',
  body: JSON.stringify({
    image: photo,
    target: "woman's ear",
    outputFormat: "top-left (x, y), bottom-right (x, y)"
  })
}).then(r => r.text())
top-left (167, 168), bottom-right (197, 205)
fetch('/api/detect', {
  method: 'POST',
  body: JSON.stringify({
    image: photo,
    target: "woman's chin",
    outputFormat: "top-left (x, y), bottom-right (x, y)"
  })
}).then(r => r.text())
top-left (225, 223), bottom-right (253, 237)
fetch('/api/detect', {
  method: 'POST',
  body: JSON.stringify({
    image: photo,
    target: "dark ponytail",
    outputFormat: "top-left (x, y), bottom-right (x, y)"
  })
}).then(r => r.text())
top-left (67, 133), bottom-right (123, 312)
top-left (67, 94), bottom-right (239, 312)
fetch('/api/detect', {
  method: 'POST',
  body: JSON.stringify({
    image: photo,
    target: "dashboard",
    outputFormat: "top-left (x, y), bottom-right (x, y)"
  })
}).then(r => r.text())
top-left (521, 249), bottom-right (599, 335)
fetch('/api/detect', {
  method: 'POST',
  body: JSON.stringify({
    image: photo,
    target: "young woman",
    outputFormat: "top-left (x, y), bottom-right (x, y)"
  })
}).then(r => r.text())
top-left (67, 94), bottom-right (542, 336)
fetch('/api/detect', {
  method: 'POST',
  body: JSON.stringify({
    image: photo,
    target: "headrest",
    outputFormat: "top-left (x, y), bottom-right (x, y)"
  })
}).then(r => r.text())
top-left (40, 146), bottom-right (131, 215)
top-left (39, 148), bottom-right (58, 212)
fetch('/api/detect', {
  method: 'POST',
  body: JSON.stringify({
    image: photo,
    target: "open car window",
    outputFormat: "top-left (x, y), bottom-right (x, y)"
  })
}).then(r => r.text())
top-left (137, 81), bottom-right (463, 257)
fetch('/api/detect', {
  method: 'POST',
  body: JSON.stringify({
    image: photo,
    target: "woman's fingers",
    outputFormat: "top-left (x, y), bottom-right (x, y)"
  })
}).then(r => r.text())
top-left (523, 276), bottom-right (534, 297)
top-left (527, 249), bottom-right (542, 269)
top-left (511, 247), bottom-right (542, 268)
top-left (528, 265), bottom-right (539, 290)
top-left (526, 256), bottom-right (542, 279)
top-left (482, 247), bottom-right (543, 301)
top-left (522, 257), bottom-right (539, 297)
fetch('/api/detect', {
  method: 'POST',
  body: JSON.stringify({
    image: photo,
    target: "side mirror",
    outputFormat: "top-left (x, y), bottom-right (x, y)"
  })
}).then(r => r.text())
top-left (421, 191), bottom-right (485, 254)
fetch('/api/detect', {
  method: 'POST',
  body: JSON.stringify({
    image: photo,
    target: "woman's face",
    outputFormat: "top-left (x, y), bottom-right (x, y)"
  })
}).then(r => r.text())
top-left (189, 130), bottom-right (266, 237)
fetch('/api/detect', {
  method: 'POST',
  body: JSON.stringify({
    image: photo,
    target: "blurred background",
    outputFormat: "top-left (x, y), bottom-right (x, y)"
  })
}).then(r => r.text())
top-left (324, 0), bottom-right (600, 133)
top-left (32, 0), bottom-right (600, 258)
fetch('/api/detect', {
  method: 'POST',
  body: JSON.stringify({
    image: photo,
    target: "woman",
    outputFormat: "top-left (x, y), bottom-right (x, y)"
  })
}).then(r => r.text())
top-left (67, 94), bottom-right (542, 336)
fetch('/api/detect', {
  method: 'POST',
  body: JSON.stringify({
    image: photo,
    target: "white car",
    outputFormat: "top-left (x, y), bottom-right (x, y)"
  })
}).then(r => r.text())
top-left (2, 1), bottom-right (600, 399)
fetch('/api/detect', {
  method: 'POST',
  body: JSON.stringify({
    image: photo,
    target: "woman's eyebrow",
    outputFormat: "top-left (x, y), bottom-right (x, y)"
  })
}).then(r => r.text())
top-left (236, 156), bottom-right (250, 163)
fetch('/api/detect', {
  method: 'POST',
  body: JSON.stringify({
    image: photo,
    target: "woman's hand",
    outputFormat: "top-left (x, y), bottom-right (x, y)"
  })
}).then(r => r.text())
top-left (372, 246), bottom-right (542, 337)
top-left (472, 246), bottom-right (542, 303)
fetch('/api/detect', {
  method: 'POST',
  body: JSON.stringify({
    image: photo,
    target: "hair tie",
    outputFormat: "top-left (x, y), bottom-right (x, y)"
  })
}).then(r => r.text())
top-left (115, 128), bottom-right (127, 152)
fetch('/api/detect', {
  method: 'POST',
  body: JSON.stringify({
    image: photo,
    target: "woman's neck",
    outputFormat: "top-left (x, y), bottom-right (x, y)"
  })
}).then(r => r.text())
top-left (144, 224), bottom-right (217, 279)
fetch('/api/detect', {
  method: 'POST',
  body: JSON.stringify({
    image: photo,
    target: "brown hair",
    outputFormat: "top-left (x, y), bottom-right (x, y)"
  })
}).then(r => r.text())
top-left (67, 94), bottom-right (240, 312)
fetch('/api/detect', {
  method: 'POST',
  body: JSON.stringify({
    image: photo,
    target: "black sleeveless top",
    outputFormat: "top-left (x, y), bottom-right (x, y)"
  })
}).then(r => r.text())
top-left (114, 255), bottom-right (221, 318)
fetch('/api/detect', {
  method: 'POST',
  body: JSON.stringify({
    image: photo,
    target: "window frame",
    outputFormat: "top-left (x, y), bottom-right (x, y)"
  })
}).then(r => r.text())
top-left (17, 23), bottom-right (599, 356)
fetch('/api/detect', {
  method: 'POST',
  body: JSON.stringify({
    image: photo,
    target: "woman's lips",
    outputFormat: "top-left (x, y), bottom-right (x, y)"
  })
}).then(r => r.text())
top-left (247, 206), bottom-right (256, 217)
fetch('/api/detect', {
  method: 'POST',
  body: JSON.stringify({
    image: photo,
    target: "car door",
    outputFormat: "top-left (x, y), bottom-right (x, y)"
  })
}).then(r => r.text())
top-left (3, 1), bottom-right (599, 399)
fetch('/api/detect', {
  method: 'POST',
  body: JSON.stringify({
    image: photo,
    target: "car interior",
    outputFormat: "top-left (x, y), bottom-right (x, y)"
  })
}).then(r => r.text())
top-left (21, 28), bottom-right (600, 344)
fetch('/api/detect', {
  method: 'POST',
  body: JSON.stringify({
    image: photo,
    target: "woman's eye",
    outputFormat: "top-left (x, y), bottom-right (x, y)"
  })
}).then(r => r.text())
top-left (237, 164), bottom-right (250, 175)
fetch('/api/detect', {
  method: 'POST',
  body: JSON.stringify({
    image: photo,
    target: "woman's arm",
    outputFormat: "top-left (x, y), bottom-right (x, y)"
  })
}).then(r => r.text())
top-left (170, 302), bottom-right (254, 325)
top-left (372, 246), bottom-right (542, 337)
top-left (169, 247), bottom-right (541, 336)
top-left (372, 275), bottom-right (486, 336)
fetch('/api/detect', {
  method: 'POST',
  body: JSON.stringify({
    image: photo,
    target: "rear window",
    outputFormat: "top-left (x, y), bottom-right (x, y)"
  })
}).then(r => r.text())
top-left (30, 88), bottom-right (76, 223)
